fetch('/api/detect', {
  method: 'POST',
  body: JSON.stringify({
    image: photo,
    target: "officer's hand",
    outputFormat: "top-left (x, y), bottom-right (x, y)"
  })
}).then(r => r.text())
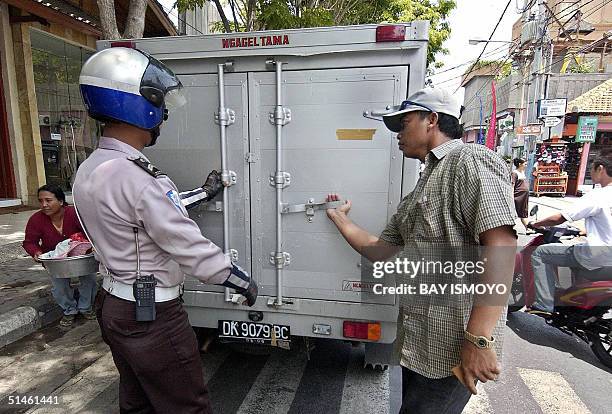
top-left (241, 278), bottom-right (258, 307)
top-left (203, 170), bottom-right (223, 199)
top-left (230, 264), bottom-right (258, 306)
top-left (326, 193), bottom-right (351, 219)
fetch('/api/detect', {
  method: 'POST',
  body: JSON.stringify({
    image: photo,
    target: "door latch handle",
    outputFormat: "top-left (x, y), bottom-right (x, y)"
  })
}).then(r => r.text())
top-left (363, 105), bottom-right (396, 121)
top-left (281, 198), bottom-right (344, 222)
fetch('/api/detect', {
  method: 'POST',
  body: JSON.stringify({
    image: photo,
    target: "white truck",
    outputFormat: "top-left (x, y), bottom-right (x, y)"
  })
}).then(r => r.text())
top-left (98, 22), bottom-right (428, 367)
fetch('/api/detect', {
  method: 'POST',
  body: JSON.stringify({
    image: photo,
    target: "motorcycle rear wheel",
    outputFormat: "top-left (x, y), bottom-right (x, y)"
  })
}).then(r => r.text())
top-left (589, 307), bottom-right (612, 370)
top-left (507, 275), bottom-right (525, 313)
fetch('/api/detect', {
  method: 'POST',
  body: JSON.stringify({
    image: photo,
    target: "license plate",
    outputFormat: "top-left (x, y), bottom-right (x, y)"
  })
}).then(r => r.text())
top-left (218, 320), bottom-right (291, 347)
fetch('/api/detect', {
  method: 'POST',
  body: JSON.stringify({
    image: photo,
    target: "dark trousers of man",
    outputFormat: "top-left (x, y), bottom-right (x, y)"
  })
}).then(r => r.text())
top-left (400, 367), bottom-right (472, 414)
top-left (95, 290), bottom-right (212, 414)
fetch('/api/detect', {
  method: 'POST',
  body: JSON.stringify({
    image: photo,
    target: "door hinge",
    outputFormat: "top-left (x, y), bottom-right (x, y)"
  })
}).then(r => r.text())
top-left (222, 170), bottom-right (237, 187)
top-left (269, 252), bottom-right (291, 269)
top-left (269, 107), bottom-right (292, 126)
top-left (269, 171), bottom-right (291, 189)
top-left (215, 108), bottom-right (236, 126)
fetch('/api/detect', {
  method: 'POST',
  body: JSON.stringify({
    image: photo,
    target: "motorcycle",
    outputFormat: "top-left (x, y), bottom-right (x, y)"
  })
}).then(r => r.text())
top-left (508, 205), bottom-right (612, 369)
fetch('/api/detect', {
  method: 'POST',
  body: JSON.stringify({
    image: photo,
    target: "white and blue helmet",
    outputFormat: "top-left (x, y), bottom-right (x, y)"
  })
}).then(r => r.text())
top-left (79, 47), bottom-right (185, 131)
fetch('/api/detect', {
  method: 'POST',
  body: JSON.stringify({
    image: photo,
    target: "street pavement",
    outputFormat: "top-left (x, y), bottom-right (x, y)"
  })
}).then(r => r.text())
top-left (1, 195), bottom-right (610, 413)
top-left (0, 316), bottom-right (611, 413)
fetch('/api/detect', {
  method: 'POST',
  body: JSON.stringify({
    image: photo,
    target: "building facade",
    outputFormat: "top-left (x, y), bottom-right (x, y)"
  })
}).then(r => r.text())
top-left (0, 0), bottom-right (176, 207)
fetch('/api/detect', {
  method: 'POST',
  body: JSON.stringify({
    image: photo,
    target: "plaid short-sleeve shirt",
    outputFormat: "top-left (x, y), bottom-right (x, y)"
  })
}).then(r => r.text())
top-left (380, 139), bottom-right (517, 379)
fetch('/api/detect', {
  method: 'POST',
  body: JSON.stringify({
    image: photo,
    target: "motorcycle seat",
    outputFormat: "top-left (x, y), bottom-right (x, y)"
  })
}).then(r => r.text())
top-left (572, 266), bottom-right (612, 281)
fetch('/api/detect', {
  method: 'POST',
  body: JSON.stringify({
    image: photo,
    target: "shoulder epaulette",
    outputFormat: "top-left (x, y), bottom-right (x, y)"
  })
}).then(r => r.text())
top-left (128, 156), bottom-right (166, 178)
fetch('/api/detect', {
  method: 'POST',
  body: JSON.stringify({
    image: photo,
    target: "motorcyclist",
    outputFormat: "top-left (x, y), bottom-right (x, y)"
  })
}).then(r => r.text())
top-left (528, 149), bottom-right (612, 316)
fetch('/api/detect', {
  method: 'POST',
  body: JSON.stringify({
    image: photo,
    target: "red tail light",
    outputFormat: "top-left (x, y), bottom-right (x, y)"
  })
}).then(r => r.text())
top-left (376, 25), bottom-right (406, 42)
top-left (343, 321), bottom-right (381, 341)
top-left (110, 41), bottom-right (136, 48)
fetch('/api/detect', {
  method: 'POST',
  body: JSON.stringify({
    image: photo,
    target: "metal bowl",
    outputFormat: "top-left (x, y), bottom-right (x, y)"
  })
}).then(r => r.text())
top-left (39, 253), bottom-right (99, 278)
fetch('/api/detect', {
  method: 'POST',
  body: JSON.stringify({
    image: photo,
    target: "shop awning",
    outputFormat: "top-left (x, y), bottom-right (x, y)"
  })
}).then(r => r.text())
top-left (566, 78), bottom-right (612, 114)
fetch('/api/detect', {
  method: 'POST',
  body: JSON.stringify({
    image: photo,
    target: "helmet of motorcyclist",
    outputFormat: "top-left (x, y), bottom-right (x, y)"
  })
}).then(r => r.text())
top-left (78, 47), bottom-right (185, 145)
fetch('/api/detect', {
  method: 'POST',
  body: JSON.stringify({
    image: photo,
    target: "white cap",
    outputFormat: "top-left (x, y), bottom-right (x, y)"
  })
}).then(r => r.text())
top-left (382, 87), bottom-right (463, 133)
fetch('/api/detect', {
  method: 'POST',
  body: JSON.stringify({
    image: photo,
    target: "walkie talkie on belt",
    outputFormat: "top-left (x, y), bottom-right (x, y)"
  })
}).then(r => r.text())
top-left (133, 228), bottom-right (156, 321)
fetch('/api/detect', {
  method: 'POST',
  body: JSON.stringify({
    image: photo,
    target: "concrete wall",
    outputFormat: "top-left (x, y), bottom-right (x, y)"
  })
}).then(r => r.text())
top-left (462, 73), bottom-right (523, 129)
top-left (462, 75), bottom-right (494, 129)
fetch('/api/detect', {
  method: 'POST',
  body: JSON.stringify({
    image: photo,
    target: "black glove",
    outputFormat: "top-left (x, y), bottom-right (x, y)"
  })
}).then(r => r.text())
top-left (222, 264), bottom-right (258, 307)
top-left (241, 278), bottom-right (259, 307)
top-left (202, 170), bottom-right (223, 200)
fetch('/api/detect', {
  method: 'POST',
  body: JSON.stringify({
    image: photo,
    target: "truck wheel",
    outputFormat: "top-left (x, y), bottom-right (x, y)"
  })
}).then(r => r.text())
top-left (193, 327), bottom-right (216, 352)
top-left (364, 362), bottom-right (388, 371)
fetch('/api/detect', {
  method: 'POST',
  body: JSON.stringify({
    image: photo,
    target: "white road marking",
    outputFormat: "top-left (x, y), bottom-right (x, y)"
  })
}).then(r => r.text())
top-left (339, 347), bottom-right (390, 414)
top-left (236, 350), bottom-right (308, 414)
top-left (518, 368), bottom-right (590, 414)
top-left (202, 346), bottom-right (231, 384)
top-left (463, 385), bottom-right (493, 414)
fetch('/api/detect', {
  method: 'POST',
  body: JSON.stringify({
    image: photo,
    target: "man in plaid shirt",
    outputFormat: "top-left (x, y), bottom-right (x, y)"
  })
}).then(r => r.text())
top-left (327, 87), bottom-right (517, 413)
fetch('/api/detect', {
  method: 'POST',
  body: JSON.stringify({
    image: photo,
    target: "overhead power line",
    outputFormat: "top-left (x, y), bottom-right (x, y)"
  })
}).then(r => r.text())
top-left (455, 0), bottom-right (513, 93)
top-left (156, 2), bottom-right (205, 36)
top-left (461, 0), bottom-right (608, 109)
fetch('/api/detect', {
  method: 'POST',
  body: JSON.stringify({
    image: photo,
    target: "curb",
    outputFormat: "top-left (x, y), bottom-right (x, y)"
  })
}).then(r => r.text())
top-left (0, 279), bottom-right (102, 349)
top-left (0, 301), bottom-right (64, 349)
top-left (0, 306), bottom-right (40, 348)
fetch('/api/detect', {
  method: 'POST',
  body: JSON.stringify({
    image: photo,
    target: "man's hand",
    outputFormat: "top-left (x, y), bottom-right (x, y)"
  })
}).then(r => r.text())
top-left (33, 252), bottom-right (42, 263)
top-left (460, 340), bottom-right (500, 395)
top-left (326, 193), bottom-right (352, 219)
top-left (203, 170), bottom-right (223, 199)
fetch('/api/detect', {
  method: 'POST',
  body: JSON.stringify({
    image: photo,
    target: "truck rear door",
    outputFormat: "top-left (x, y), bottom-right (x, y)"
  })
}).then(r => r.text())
top-left (144, 73), bottom-right (252, 293)
top-left (248, 66), bottom-right (407, 305)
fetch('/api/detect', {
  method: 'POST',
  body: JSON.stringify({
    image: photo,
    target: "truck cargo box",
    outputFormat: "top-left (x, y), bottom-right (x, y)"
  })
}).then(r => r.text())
top-left (98, 22), bottom-right (428, 365)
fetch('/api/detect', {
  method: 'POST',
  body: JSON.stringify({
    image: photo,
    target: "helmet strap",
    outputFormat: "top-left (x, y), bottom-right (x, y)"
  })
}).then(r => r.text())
top-left (147, 126), bottom-right (160, 147)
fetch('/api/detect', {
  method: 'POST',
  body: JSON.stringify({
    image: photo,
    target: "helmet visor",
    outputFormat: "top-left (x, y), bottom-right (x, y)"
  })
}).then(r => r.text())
top-left (165, 88), bottom-right (186, 110)
top-left (140, 54), bottom-right (183, 108)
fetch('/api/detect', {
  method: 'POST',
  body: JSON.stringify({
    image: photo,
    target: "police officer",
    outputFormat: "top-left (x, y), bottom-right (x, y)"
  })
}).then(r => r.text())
top-left (73, 47), bottom-right (257, 413)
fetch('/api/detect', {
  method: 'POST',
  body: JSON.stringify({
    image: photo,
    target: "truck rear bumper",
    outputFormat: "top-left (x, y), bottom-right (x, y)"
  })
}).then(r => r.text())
top-left (183, 290), bottom-right (398, 343)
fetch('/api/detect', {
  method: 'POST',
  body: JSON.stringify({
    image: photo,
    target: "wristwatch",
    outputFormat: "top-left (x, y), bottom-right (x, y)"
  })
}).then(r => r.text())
top-left (465, 331), bottom-right (496, 349)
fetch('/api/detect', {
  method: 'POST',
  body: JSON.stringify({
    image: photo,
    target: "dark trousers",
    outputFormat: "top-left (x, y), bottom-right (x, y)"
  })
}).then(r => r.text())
top-left (400, 367), bottom-right (472, 414)
top-left (95, 290), bottom-right (212, 414)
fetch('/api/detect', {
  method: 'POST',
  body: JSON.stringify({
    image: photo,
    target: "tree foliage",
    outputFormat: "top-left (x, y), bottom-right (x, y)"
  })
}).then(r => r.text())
top-left (175, 0), bottom-right (456, 68)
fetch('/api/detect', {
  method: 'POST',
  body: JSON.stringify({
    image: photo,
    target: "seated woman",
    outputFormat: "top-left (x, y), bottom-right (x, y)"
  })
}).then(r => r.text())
top-left (22, 184), bottom-right (98, 327)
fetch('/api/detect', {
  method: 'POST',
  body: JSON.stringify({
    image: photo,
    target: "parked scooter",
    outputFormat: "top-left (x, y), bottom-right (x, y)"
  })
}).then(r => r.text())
top-left (509, 205), bottom-right (612, 369)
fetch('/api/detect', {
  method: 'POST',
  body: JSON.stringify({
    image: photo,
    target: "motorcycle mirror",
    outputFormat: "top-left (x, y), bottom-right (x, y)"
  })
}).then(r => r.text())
top-left (530, 205), bottom-right (539, 216)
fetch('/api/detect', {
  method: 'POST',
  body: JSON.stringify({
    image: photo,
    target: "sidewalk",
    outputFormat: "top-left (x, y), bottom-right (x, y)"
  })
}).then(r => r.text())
top-left (0, 209), bottom-right (64, 348)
